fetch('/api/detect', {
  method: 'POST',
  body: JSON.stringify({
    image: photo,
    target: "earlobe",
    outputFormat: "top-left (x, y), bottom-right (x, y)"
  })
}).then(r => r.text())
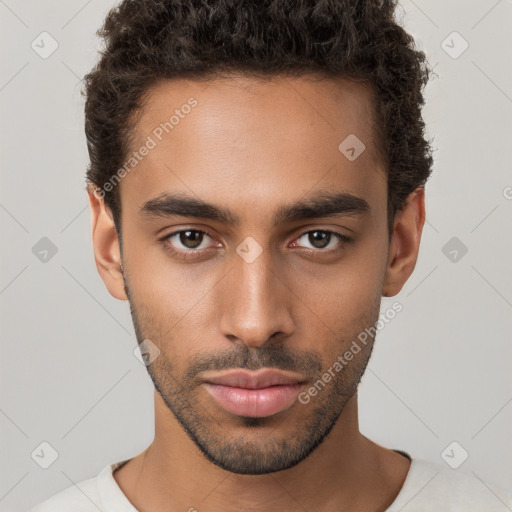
top-left (382, 187), bottom-right (426, 297)
top-left (87, 186), bottom-right (128, 301)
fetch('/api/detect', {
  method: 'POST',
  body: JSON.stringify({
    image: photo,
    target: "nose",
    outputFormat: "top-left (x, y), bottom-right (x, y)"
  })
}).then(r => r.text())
top-left (219, 245), bottom-right (295, 348)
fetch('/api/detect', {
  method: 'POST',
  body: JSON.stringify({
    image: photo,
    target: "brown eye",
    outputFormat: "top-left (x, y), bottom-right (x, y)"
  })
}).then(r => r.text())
top-left (308, 231), bottom-right (330, 249)
top-left (178, 230), bottom-right (204, 249)
top-left (295, 230), bottom-right (349, 251)
top-left (162, 229), bottom-right (214, 252)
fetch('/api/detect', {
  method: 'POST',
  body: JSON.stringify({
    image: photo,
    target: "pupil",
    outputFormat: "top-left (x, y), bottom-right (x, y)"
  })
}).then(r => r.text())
top-left (180, 230), bottom-right (202, 249)
top-left (310, 231), bottom-right (329, 248)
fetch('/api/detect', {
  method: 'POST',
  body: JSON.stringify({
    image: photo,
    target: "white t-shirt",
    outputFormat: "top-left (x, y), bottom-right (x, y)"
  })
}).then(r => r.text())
top-left (28, 452), bottom-right (512, 511)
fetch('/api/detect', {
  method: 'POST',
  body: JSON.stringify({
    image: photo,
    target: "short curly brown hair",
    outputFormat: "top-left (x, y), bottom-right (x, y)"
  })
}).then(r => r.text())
top-left (83, 0), bottom-right (432, 234)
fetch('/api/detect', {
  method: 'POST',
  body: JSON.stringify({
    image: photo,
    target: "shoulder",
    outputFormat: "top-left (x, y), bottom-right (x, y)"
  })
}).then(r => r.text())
top-left (389, 457), bottom-right (512, 511)
top-left (27, 462), bottom-right (120, 512)
top-left (28, 476), bottom-right (100, 512)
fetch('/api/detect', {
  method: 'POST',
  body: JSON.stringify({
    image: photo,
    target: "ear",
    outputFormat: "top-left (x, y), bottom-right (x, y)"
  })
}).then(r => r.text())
top-left (87, 186), bottom-right (128, 301)
top-left (382, 187), bottom-right (426, 297)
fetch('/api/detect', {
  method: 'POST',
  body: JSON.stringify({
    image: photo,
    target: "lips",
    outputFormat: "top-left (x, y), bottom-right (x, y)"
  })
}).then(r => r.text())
top-left (202, 369), bottom-right (307, 418)
top-left (203, 369), bottom-right (306, 389)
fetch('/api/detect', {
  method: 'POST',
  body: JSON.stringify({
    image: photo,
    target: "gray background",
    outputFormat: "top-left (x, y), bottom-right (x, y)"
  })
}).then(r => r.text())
top-left (1, 0), bottom-right (511, 510)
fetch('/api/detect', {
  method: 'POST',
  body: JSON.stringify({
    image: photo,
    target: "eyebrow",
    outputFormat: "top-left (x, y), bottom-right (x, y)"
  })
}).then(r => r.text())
top-left (138, 189), bottom-right (370, 226)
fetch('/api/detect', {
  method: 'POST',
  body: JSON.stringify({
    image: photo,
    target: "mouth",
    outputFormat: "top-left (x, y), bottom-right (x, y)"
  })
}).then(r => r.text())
top-left (202, 369), bottom-right (307, 418)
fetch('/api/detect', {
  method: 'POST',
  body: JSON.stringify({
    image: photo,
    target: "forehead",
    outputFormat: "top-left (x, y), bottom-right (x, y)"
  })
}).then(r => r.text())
top-left (121, 74), bottom-right (386, 222)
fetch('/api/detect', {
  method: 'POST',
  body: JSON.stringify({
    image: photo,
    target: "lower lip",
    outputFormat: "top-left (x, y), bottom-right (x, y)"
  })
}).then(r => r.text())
top-left (204, 383), bottom-right (303, 417)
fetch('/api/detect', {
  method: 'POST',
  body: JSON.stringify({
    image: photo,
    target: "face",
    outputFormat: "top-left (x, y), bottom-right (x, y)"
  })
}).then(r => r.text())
top-left (90, 74), bottom-right (423, 475)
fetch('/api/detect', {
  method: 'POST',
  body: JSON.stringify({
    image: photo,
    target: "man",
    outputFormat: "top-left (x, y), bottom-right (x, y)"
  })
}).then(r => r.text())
top-left (30, 0), bottom-right (512, 510)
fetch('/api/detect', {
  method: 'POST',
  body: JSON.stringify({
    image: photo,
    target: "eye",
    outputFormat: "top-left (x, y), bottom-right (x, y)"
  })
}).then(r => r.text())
top-left (159, 228), bottom-right (351, 260)
top-left (162, 229), bottom-right (216, 252)
top-left (293, 230), bottom-right (350, 252)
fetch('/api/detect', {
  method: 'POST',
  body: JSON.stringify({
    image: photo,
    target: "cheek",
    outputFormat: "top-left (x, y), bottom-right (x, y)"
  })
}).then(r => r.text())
top-left (124, 253), bottom-right (225, 367)
top-left (123, 231), bottom-right (216, 323)
top-left (283, 233), bottom-right (388, 351)
top-left (291, 234), bottom-right (388, 313)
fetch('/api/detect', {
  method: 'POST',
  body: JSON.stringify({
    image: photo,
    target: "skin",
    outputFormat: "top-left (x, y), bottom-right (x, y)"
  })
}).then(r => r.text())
top-left (88, 74), bottom-right (425, 512)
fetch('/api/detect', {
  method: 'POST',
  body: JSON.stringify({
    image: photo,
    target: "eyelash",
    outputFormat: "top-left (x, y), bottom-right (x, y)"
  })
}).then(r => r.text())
top-left (159, 228), bottom-right (351, 260)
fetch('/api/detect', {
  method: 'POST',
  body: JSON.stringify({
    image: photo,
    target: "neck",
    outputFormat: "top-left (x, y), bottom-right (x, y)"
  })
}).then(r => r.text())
top-left (113, 391), bottom-right (411, 512)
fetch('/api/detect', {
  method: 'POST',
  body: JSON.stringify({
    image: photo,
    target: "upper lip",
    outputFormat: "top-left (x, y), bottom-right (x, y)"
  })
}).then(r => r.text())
top-left (202, 369), bottom-right (307, 389)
